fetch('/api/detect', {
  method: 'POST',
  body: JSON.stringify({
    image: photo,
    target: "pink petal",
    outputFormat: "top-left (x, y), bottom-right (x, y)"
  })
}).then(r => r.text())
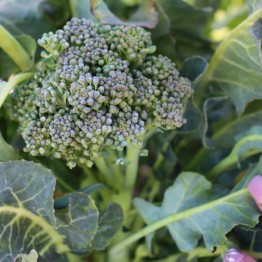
top-left (243, 253), bottom-right (256, 262)
top-left (224, 249), bottom-right (256, 262)
top-left (248, 175), bottom-right (262, 211)
top-left (224, 248), bottom-right (245, 262)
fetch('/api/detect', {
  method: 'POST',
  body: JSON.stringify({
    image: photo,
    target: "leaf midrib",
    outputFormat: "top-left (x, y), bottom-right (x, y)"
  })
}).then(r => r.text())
top-left (111, 188), bottom-right (257, 253)
top-left (0, 205), bottom-right (70, 256)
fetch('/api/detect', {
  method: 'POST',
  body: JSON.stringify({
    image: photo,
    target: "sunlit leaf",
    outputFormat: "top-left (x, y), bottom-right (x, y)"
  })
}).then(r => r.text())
top-left (134, 172), bottom-right (260, 252)
top-left (194, 8), bottom-right (262, 115)
top-left (15, 250), bottom-right (38, 262)
top-left (0, 160), bottom-right (123, 260)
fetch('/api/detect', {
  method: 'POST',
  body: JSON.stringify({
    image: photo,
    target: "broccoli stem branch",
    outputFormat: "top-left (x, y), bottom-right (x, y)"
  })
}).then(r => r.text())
top-left (0, 25), bottom-right (32, 71)
top-left (94, 156), bottom-right (111, 177)
top-left (124, 145), bottom-right (140, 190)
top-left (118, 145), bottom-right (140, 215)
top-left (0, 73), bottom-right (33, 108)
top-left (93, 156), bottom-right (116, 187)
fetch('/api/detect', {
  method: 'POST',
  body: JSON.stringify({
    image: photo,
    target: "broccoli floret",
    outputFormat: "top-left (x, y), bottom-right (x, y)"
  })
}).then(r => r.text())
top-left (9, 18), bottom-right (192, 169)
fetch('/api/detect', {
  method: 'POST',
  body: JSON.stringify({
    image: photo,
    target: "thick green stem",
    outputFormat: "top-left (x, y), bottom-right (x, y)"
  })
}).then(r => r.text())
top-left (119, 145), bottom-right (140, 212)
top-left (94, 156), bottom-right (121, 191)
top-left (94, 156), bottom-right (111, 177)
top-left (124, 145), bottom-right (140, 189)
top-left (0, 72), bottom-right (33, 108)
top-left (0, 25), bottom-right (32, 71)
top-left (109, 189), bottom-right (247, 255)
top-left (107, 146), bottom-right (140, 262)
top-left (109, 145), bottom-right (140, 217)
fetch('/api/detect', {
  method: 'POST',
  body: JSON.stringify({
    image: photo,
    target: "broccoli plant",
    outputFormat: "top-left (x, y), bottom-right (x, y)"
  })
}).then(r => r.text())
top-left (1, 0), bottom-right (262, 262)
top-left (8, 18), bottom-right (192, 211)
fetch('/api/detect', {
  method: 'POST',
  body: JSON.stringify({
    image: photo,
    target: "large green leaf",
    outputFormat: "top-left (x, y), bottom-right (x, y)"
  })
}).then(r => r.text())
top-left (55, 193), bottom-right (99, 253)
top-left (0, 160), bottom-right (123, 260)
top-left (194, 7), bottom-right (262, 115)
top-left (152, 0), bottom-right (213, 63)
top-left (248, 0), bottom-right (262, 13)
top-left (156, 0), bottom-right (211, 42)
top-left (0, 0), bottom-right (54, 39)
top-left (91, 203), bottom-right (124, 250)
top-left (134, 172), bottom-right (260, 252)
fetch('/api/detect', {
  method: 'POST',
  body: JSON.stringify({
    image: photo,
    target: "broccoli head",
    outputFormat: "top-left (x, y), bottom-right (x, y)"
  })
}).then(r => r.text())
top-left (9, 18), bottom-right (192, 169)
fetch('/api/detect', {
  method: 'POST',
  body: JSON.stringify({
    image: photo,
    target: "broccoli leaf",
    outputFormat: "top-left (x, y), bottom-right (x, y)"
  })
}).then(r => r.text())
top-left (91, 203), bottom-right (124, 250)
top-left (187, 110), bottom-right (262, 173)
top-left (152, 0), bottom-right (213, 62)
top-left (69, 0), bottom-right (96, 20)
top-left (155, 0), bottom-right (211, 42)
top-left (248, 0), bottom-right (262, 13)
top-left (0, 132), bottom-right (19, 161)
top-left (180, 56), bottom-right (208, 82)
top-left (0, 160), bottom-right (123, 260)
top-left (194, 7), bottom-right (262, 115)
top-left (15, 250), bottom-right (38, 262)
top-left (0, 0), bottom-right (54, 39)
top-left (233, 225), bottom-right (262, 255)
top-left (55, 193), bottom-right (99, 253)
top-left (90, 0), bottom-right (158, 28)
top-left (208, 126), bottom-right (262, 178)
top-left (134, 172), bottom-right (260, 252)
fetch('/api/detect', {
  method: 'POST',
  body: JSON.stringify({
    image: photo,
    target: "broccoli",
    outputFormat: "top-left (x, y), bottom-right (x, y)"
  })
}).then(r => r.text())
top-left (9, 18), bottom-right (192, 172)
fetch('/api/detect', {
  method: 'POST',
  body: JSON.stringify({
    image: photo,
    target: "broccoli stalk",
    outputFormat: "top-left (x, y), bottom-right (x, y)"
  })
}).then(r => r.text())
top-left (8, 18), bottom-right (192, 216)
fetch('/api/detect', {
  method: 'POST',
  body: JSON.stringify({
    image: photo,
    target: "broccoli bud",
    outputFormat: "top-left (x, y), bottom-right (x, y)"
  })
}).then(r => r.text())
top-left (9, 18), bottom-right (193, 169)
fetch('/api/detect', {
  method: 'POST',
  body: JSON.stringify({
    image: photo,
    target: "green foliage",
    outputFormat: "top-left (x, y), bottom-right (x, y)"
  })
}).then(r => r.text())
top-left (0, 160), bottom-right (123, 260)
top-left (0, 33), bottom-right (36, 78)
top-left (194, 6), bottom-right (262, 115)
top-left (91, 0), bottom-right (158, 28)
top-left (133, 172), bottom-right (260, 252)
top-left (15, 250), bottom-right (38, 262)
top-left (0, 132), bottom-right (19, 161)
top-left (152, 0), bottom-right (213, 63)
top-left (1, 0), bottom-right (262, 261)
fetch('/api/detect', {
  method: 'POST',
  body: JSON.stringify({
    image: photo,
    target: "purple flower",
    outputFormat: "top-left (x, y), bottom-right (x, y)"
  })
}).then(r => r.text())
top-left (224, 248), bottom-right (255, 262)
